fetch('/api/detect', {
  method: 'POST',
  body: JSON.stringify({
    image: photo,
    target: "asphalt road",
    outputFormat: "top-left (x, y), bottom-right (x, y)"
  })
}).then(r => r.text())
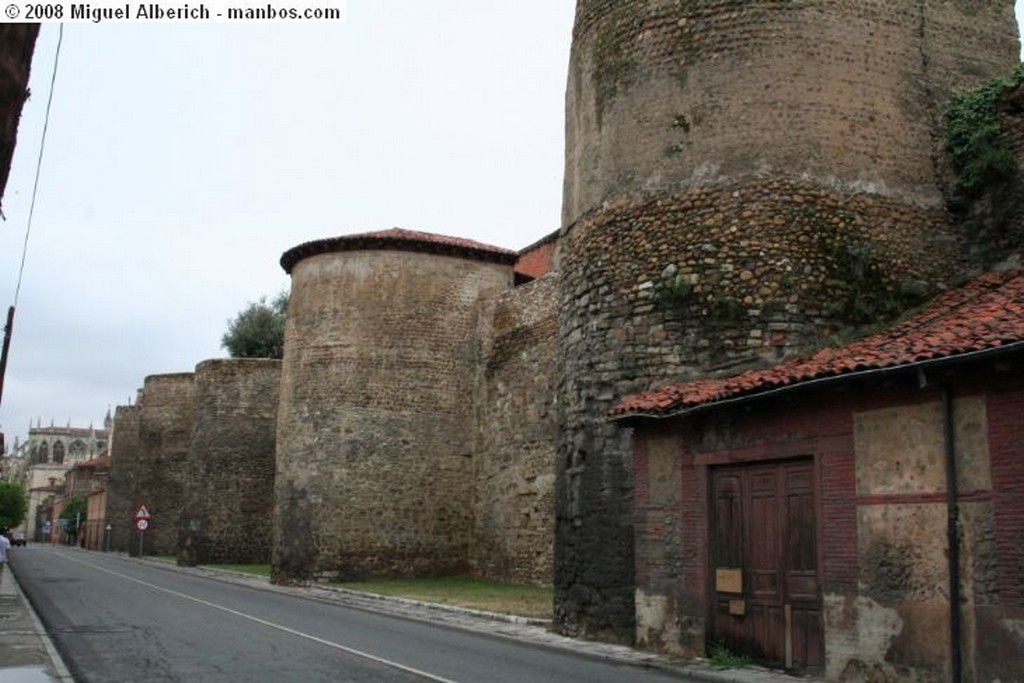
top-left (11, 546), bottom-right (689, 683)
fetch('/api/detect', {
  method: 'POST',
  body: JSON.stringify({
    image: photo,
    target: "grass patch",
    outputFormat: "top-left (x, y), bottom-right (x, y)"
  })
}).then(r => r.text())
top-left (331, 576), bottom-right (553, 619)
top-left (708, 642), bottom-right (751, 669)
top-left (204, 564), bottom-right (271, 577)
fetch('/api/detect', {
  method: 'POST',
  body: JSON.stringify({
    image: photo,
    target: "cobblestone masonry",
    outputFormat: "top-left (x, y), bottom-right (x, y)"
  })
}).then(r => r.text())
top-left (274, 246), bottom-right (514, 582)
top-left (556, 0), bottom-right (1019, 642)
top-left (180, 359), bottom-right (281, 566)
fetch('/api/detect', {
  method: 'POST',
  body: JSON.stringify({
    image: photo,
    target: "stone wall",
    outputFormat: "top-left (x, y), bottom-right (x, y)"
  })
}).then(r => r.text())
top-left (555, 0), bottom-right (1019, 642)
top-left (274, 239), bottom-right (515, 582)
top-left (106, 404), bottom-right (142, 553)
top-left (179, 359), bottom-right (280, 566)
top-left (472, 273), bottom-right (559, 585)
top-left (562, 0), bottom-right (1018, 225)
top-left (106, 374), bottom-right (195, 556)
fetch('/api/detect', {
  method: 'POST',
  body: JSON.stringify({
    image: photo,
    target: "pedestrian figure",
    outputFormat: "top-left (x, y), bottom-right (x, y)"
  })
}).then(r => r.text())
top-left (0, 529), bottom-right (11, 580)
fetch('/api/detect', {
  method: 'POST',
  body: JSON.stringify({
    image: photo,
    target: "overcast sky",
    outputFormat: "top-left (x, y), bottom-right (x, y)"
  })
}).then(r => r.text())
top-left (0, 2), bottom-right (576, 442)
top-left (0, 3), bottom-right (1022, 446)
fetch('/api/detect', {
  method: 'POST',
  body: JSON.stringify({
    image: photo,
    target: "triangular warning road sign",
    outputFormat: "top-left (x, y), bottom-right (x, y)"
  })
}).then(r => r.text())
top-left (135, 505), bottom-right (151, 519)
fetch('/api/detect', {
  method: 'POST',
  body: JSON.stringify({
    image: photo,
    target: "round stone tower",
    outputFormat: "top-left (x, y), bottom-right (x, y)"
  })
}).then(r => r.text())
top-left (274, 228), bottom-right (516, 582)
top-left (555, 0), bottom-right (1019, 641)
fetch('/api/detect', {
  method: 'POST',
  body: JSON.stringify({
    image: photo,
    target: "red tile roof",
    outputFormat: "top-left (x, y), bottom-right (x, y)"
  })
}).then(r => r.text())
top-left (281, 228), bottom-right (517, 273)
top-left (611, 269), bottom-right (1024, 419)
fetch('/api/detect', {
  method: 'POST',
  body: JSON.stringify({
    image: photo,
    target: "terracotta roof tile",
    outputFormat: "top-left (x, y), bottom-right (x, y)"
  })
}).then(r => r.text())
top-left (611, 269), bottom-right (1024, 419)
top-left (281, 227), bottom-right (517, 273)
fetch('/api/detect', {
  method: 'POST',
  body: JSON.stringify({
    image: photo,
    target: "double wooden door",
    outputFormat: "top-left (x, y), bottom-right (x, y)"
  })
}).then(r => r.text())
top-left (709, 459), bottom-right (823, 672)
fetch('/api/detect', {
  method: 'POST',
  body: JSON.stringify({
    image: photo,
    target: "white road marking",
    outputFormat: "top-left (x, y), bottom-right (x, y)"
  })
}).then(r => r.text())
top-left (53, 552), bottom-right (461, 683)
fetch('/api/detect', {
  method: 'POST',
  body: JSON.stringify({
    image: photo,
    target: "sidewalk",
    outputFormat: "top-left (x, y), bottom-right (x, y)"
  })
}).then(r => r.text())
top-left (0, 561), bottom-right (73, 682)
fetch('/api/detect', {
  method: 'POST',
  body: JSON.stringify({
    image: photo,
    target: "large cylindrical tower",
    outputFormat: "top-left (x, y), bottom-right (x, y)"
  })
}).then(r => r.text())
top-left (274, 228), bottom-right (516, 582)
top-left (555, 0), bottom-right (1019, 641)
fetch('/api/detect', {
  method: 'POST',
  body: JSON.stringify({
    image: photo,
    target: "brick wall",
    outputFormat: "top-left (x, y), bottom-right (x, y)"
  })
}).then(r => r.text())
top-left (556, 0), bottom-right (1018, 642)
top-left (515, 232), bottom-right (559, 280)
top-left (274, 247), bottom-right (513, 582)
top-left (180, 358), bottom-right (280, 566)
top-left (471, 273), bottom-right (559, 585)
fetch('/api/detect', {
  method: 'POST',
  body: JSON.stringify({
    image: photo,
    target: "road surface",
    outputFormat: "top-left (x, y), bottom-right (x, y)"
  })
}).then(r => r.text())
top-left (12, 546), bottom-right (689, 683)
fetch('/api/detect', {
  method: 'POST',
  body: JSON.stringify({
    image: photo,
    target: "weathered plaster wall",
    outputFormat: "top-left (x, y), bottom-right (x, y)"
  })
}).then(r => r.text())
top-left (557, 0), bottom-right (1018, 641)
top-left (274, 248), bottom-right (513, 582)
top-left (839, 397), bottom-right (994, 682)
top-left (472, 274), bottom-right (559, 585)
top-left (180, 358), bottom-right (280, 566)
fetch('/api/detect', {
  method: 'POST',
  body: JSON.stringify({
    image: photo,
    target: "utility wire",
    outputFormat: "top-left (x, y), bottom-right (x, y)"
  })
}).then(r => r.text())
top-left (1, 24), bottom-right (64, 408)
top-left (14, 22), bottom-right (64, 306)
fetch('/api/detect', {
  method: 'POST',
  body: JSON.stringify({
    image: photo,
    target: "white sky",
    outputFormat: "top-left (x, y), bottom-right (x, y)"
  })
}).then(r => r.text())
top-left (0, 3), bottom-right (576, 441)
top-left (0, 3), bottom-right (1021, 446)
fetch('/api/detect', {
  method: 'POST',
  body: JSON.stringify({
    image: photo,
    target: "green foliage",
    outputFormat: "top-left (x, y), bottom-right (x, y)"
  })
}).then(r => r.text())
top-left (708, 642), bottom-right (751, 669)
top-left (0, 481), bottom-right (27, 530)
top-left (945, 63), bottom-right (1024, 199)
top-left (59, 496), bottom-right (87, 536)
top-left (221, 290), bottom-right (288, 359)
top-left (654, 264), bottom-right (695, 310)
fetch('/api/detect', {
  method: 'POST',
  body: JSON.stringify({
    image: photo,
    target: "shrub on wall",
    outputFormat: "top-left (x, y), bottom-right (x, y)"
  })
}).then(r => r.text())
top-left (946, 63), bottom-right (1024, 200)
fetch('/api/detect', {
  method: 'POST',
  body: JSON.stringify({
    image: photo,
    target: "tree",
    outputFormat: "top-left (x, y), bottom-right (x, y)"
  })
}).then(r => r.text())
top-left (221, 291), bottom-right (288, 359)
top-left (0, 481), bottom-right (27, 530)
top-left (59, 496), bottom-right (87, 543)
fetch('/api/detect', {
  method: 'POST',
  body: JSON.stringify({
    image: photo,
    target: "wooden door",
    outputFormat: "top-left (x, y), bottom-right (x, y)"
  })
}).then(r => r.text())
top-left (709, 459), bottom-right (823, 672)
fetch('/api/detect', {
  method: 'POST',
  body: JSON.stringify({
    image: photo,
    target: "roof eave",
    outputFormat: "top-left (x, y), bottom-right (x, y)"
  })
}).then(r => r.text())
top-left (611, 340), bottom-right (1024, 424)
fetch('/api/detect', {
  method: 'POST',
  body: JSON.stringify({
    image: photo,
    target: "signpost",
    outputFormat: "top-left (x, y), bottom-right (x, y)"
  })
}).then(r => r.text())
top-left (133, 503), bottom-right (152, 557)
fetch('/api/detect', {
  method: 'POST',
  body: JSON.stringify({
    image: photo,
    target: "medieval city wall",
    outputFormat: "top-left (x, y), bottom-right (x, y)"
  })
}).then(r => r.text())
top-left (179, 358), bottom-right (280, 566)
top-left (106, 404), bottom-right (142, 553)
top-left (109, 373), bottom-right (196, 556)
top-left (274, 241), bottom-right (515, 582)
top-left (555, 0), bottom-right (1019, 641)
top-left (471, 273), bottom-right (559, 585)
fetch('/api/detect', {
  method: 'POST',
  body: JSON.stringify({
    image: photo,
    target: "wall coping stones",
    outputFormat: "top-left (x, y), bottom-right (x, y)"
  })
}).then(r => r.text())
top-left (280, 227), bottom-right (518, 274)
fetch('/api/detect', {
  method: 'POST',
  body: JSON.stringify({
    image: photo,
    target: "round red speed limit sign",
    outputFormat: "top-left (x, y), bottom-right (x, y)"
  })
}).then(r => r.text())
top-left (135, 519), bottom-right (149, 531)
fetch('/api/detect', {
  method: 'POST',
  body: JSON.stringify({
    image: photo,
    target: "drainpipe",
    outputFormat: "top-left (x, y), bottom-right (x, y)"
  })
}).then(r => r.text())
top-left (942, 386), bottom-right (963, 683)
top-left (919, 368), bottom-right (963, 683)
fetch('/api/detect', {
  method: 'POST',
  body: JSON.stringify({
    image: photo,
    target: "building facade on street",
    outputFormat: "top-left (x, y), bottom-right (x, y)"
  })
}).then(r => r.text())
top-left (615, 269), bottom-right (1024, 680)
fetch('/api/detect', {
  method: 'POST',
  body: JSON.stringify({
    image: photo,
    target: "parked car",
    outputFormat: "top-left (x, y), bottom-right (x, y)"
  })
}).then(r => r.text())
top-left (10, 531), bottom-right (26, 547)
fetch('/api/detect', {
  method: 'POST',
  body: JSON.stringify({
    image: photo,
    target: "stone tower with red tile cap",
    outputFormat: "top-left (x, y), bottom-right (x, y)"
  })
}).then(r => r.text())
top-left (274, 229), bottom-right (519, 581)
top-left (554, 0), bottom-right (1020, 641)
